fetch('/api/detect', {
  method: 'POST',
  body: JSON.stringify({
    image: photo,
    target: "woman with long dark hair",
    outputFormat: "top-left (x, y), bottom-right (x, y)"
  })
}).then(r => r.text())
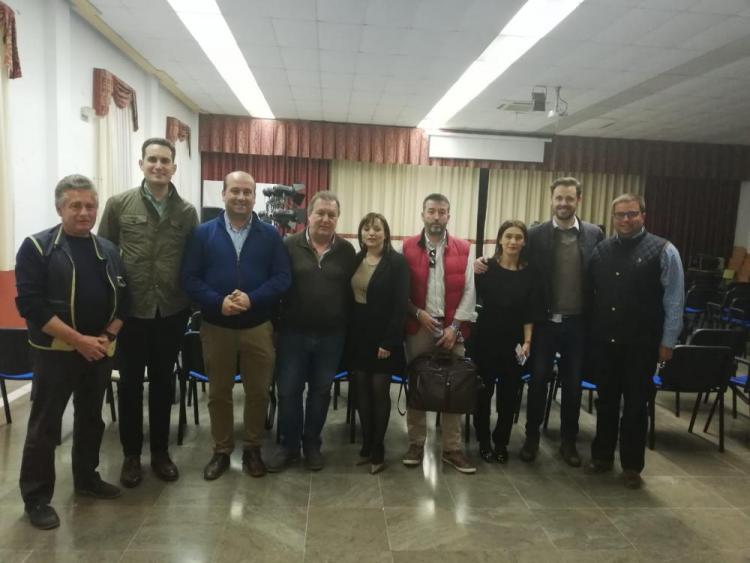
top-left (472, 220), bottom-right (543, 463)
top-left (348, 212), bottom-right (409, 474)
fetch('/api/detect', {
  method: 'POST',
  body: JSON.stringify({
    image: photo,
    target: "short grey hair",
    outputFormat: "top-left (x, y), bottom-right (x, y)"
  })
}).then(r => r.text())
top-left (307, 191), bottom-right (340, 215)
top-left (55, 174), bottom-right (98, 208)
top-left (611, 193), bottom-right (645, 213)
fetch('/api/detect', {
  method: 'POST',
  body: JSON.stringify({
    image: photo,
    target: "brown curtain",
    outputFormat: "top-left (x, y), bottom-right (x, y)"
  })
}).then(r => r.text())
top-left (0, 2), bottom-right (20, 79)
top-left (92, 68), bottom-right (139, 131)
top-left (166, 116), bottom-right (191, 157)
top-left (644, 176), bottom-right (741, 263)
top-left (199, 115), bottom-right (750, 179)
top-left (201, 153), bottom-right (330, 208)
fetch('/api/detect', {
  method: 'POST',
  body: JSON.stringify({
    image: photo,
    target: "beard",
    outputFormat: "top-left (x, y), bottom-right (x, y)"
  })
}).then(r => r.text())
top-left (427, 222), bottom-right (445, 236)
top-left (554, 206), bottom-right (575, 220)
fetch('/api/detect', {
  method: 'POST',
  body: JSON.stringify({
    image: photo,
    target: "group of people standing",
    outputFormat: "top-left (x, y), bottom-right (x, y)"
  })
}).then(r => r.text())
top-left (13, 137), bottom-right (684, 531)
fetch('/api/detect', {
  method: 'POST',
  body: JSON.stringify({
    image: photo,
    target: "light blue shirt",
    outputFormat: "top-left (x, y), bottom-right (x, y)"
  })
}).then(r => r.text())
top-left (224, 212), bottom-right (251, 257)
top-left (660, 241), bottom-right (685, 349)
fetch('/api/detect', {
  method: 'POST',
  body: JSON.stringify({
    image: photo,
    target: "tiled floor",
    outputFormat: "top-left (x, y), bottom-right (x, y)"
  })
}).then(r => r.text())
top-left (2, 381), bottom-right (750, 562)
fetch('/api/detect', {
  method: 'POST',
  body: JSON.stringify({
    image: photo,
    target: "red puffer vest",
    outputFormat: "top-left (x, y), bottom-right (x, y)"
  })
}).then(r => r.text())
top-left (403, 232), bottom-right (470, 337)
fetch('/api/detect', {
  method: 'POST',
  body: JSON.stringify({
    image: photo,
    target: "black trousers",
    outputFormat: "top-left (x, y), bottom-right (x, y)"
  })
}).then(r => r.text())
top-left (473, 353), bottom-right (522, 448)
top-left (20, 350), bottom-right (111, 505)
top-left (590, 342), bottom-right (658, 472)
top-left (117, 310), bottom-right (188, 456)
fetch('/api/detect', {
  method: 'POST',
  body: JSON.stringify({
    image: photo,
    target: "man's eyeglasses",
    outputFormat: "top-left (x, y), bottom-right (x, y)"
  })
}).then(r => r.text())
top-left (428, 248), bottom-right (436, 268)
top-left (613, 211), bottom-right (641, 220)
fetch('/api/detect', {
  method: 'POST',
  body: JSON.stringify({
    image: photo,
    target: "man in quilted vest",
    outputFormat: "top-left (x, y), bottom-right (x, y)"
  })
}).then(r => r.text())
top-left (402, 193), bottom-right (477, 474)
top-left (585, 193), bottom-right (684, 489)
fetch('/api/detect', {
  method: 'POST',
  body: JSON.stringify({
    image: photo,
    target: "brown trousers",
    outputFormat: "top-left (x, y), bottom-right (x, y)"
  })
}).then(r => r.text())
top-left (200, 321), bottom-right (275, 453)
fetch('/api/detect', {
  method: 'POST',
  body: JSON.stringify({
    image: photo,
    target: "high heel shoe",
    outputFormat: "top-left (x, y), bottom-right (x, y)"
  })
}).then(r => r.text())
top-left (494, 445), bottom-right (509, 464)
top-left (479, 442), bottom-right (494, 463)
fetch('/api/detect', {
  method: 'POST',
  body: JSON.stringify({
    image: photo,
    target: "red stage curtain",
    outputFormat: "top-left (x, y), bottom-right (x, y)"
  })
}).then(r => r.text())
top-left (199, 115), bottom-right (750, 179)
top-left (0, 2), bottom-right (21, 79)
top-left (644, 176), bottom-right (741, 263)
top-left (166, 116), bottom-right (191, 157)
top-left (201, 153), bottom-right (330, 206)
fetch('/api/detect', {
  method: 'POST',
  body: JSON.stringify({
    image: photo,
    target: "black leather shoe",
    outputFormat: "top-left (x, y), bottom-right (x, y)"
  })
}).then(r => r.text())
top-left (151, 452), bottom-right (179, 482)
top-left (120, 455), bottom-right (142, 488)
top-left (76, 476), bottom-right (122, 499)
top-left (203, 453), bottom-right (230, 481)
top-left (583, 459), bottom-right (614, 475)
top-left (494, 445), bottom-right (509, 464)
top-left (622, 469), bottom-right (643, 489)
top-left (25, 503), bottom-right (60, 530)
top-left (519, 439), bottom-right (539, 463)
top-left (559, 442), bottom-right (582, 468)
top-left (242, 448), bottom-right (267, 478)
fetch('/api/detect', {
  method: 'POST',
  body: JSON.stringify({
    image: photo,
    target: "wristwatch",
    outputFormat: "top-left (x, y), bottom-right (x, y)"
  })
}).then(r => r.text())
top-left (103, 330), bottom-right (117, 342)
top-left (450, 320), bottom-right (462, 332)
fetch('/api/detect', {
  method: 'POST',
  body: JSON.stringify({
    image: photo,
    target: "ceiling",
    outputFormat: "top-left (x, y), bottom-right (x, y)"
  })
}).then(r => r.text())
top-left (87, 0), bottom-right (750, 145)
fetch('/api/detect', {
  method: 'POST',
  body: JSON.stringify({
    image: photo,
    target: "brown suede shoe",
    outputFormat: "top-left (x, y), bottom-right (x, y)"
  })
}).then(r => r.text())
top-left (441, 450), bottom-right (477, 474)
top-left (242, 447), bottom-right (267, 478)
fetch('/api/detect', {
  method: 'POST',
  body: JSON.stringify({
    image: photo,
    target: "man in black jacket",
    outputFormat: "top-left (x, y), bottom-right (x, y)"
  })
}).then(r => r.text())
top-left (268, 191), bottom-right (356, 472)
top-left (15, 175), bottom-right (129, 529)
top-left (477, 177), bottom-right (603, 465)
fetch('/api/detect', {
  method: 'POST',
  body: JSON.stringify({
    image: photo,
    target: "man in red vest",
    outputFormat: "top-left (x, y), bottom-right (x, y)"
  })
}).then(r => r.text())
top-left (402, 193), bottom-right (477, 474)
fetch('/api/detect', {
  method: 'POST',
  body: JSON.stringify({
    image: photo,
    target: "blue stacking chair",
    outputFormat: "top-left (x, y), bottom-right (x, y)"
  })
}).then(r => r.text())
top-left (0, 328), bottom-right (33, 424)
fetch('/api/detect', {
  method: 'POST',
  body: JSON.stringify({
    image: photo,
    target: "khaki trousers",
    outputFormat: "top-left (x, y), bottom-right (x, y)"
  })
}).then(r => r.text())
top-left (405, 326), bottom-right (465, 452)
top-left (200, 321), bottom-right (275, 452)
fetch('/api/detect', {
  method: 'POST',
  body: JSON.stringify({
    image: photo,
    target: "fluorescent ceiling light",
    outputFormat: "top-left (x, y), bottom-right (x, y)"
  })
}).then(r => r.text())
top-left (418, 0), bottom-right (584, 129)
top-left (166, 0), bottom-right (274, 118)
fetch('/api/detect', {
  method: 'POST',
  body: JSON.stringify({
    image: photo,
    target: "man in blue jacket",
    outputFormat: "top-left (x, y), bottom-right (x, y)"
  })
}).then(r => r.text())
top-left (181, 171), bottom-right (291, 480)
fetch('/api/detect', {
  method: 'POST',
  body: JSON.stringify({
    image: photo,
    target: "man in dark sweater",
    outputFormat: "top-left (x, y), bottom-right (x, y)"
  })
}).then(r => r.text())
top-left (269, 191), bottom-right (356, 472)
top-left (15, 175), bottom-right (129, 529)
top-left (585, 193), bottom-right (684, 489)
top-left (181, 171), bottom-right (290, 480)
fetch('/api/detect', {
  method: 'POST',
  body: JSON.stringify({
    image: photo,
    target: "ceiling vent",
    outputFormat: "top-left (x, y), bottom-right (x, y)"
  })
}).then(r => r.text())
top-left (496, 101), bottom-right (534, 112)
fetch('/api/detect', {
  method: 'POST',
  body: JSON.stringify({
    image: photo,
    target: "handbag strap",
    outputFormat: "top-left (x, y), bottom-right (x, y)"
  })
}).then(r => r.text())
top-left (397, 378), bottom-right (407, 416)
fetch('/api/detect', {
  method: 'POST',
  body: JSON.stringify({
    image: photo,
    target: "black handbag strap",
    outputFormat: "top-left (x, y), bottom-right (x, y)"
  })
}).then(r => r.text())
top-left (397, 377), bottom-right (407, 416)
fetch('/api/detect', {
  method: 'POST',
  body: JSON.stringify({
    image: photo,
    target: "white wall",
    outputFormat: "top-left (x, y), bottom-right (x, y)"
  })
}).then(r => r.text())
top-left (734, 181), bottom-right (750, 250)
top-left (6, 0), bottom-right (200, 253)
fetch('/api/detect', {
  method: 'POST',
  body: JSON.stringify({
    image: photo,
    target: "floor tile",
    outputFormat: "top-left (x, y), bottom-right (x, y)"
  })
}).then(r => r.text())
top-left (306, 507), bottom-right (389, 552)
top-left (310, 473), bottom-right (382, 508)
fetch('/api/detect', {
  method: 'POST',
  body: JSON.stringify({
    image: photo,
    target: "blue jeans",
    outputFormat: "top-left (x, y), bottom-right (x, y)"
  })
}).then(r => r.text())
top-left (276, 329), bottom-right (345, 452)
top-left (525, 316), bottom-right (585, 443)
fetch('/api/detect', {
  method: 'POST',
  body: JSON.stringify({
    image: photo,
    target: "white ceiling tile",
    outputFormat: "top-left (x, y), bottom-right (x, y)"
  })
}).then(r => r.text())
top-left (227, 17), bottom-right (276, 46)
top-left (689, 0), bottom-right (750, 15)
top-left (272, 19), bottom-right (318, 48)
top-left (590, 8), bottom-right (676, 45)
top-left (241, 44), bottom-right (285, 68)
top-left (320, 72), bottom-right (355, 89)
top-left (321, 88), bottom-right (351, 104)
top-left (291, 85), bottom-right (322, 101)
top-left (318, 22), bottom-right (363, 51)
top-left (364, 0), bottom-right (421, 27)
top-left (267, 0), bottom-right (317, 20)
top-left (412, 0), bottom-right (471, 32)
top-left (280, 47), bottom-right (320, 71)
top-left (319, 50), bottom-right (358, 73)
top-left (355, 53), bottom-right (400, 75)
top-left (286, 69), bottom-right (321, 87)
top-left (349, 89), bottom-right (383, 104)
top-left (637, 12), bottom-right (729, 48)
top-left (352, 74), bottom-right (387, 92)
top-left (251, 67), bottom-right (290, 85)
top-left (360, 25), bottom-right (409, 55)
top-left (679, 16), bottom-right (750, 50)
top-left (317, 0), bottom-right (368, 24)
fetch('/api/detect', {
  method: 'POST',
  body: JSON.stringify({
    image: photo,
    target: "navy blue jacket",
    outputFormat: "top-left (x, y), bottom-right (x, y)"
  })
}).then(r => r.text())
top-left (180, 212), bottom-right (291, 329)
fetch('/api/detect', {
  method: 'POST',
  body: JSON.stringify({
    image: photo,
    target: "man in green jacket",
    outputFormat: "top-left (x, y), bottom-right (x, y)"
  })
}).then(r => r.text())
top-left (98, 137), bottom-right (198, 488)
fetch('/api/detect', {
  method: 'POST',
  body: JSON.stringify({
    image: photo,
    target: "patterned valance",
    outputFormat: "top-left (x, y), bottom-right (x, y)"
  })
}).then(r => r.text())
top-left (92, 68), bottom-right (139, 131)
top-left (0, 2), bottom-right (21, 79)
top-left (166, 116), bottom-right (191, 157)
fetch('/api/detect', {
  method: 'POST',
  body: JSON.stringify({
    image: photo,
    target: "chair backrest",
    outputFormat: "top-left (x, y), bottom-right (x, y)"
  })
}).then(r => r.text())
top-left (659, 345), bottom-right (734, 392)
top-left (0, 328), bottom-right (32, 375)
top-left (689, 328), bottom-right (746, 357)
top-left (181, 330), bottom-right (205, 375)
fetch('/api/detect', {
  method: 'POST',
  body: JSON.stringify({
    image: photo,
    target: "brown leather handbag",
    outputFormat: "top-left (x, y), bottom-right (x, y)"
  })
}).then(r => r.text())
top-left (405, 350), bottom-right (484, 414)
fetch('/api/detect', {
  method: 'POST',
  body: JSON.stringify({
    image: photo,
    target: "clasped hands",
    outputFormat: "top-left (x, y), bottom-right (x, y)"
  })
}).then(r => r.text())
top-left (222, 289), bottom-right (251, 316)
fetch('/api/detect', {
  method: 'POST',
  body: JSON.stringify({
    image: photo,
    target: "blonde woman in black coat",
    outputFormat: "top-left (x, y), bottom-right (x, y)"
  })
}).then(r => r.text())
top-left (348, 213), bottom-right (409, 474)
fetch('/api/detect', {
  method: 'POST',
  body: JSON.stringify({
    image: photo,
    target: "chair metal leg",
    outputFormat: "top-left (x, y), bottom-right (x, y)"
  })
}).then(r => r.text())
top-left (333, 380), bottom-right (340, 410)
top-left (588, 389), bottom-right (593, 413)
top-left (348, 390), bottom-right (356, 444)
top-left (543, 379), bottom-right (558, 430)
top-left (688, 393), bottom-right (702, 433)
top-left (177, 372), bottom-right (187, 445)
top-left (107, 381), bottom-right (117, 422)
top-left (265, 384), bottom-right (277, 431)
top-left (732, 388), bottom-right (737, 419)
top-left (0, 379), bottom-right (11, 424)
top-left (648, 392), bottom-right (656, 450)
top-left (514, 382), bottom-right (523, 424)
top-left (704, 393), bottom-right (719, 433)
top-left (719, 389), bottom-right (725, 452)
top-left (192, 381), bottom-right (200, 425)
top-left (464, 412), bottom-right (470, 443)
top-left (675, 390), bottom-right (680, 417)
